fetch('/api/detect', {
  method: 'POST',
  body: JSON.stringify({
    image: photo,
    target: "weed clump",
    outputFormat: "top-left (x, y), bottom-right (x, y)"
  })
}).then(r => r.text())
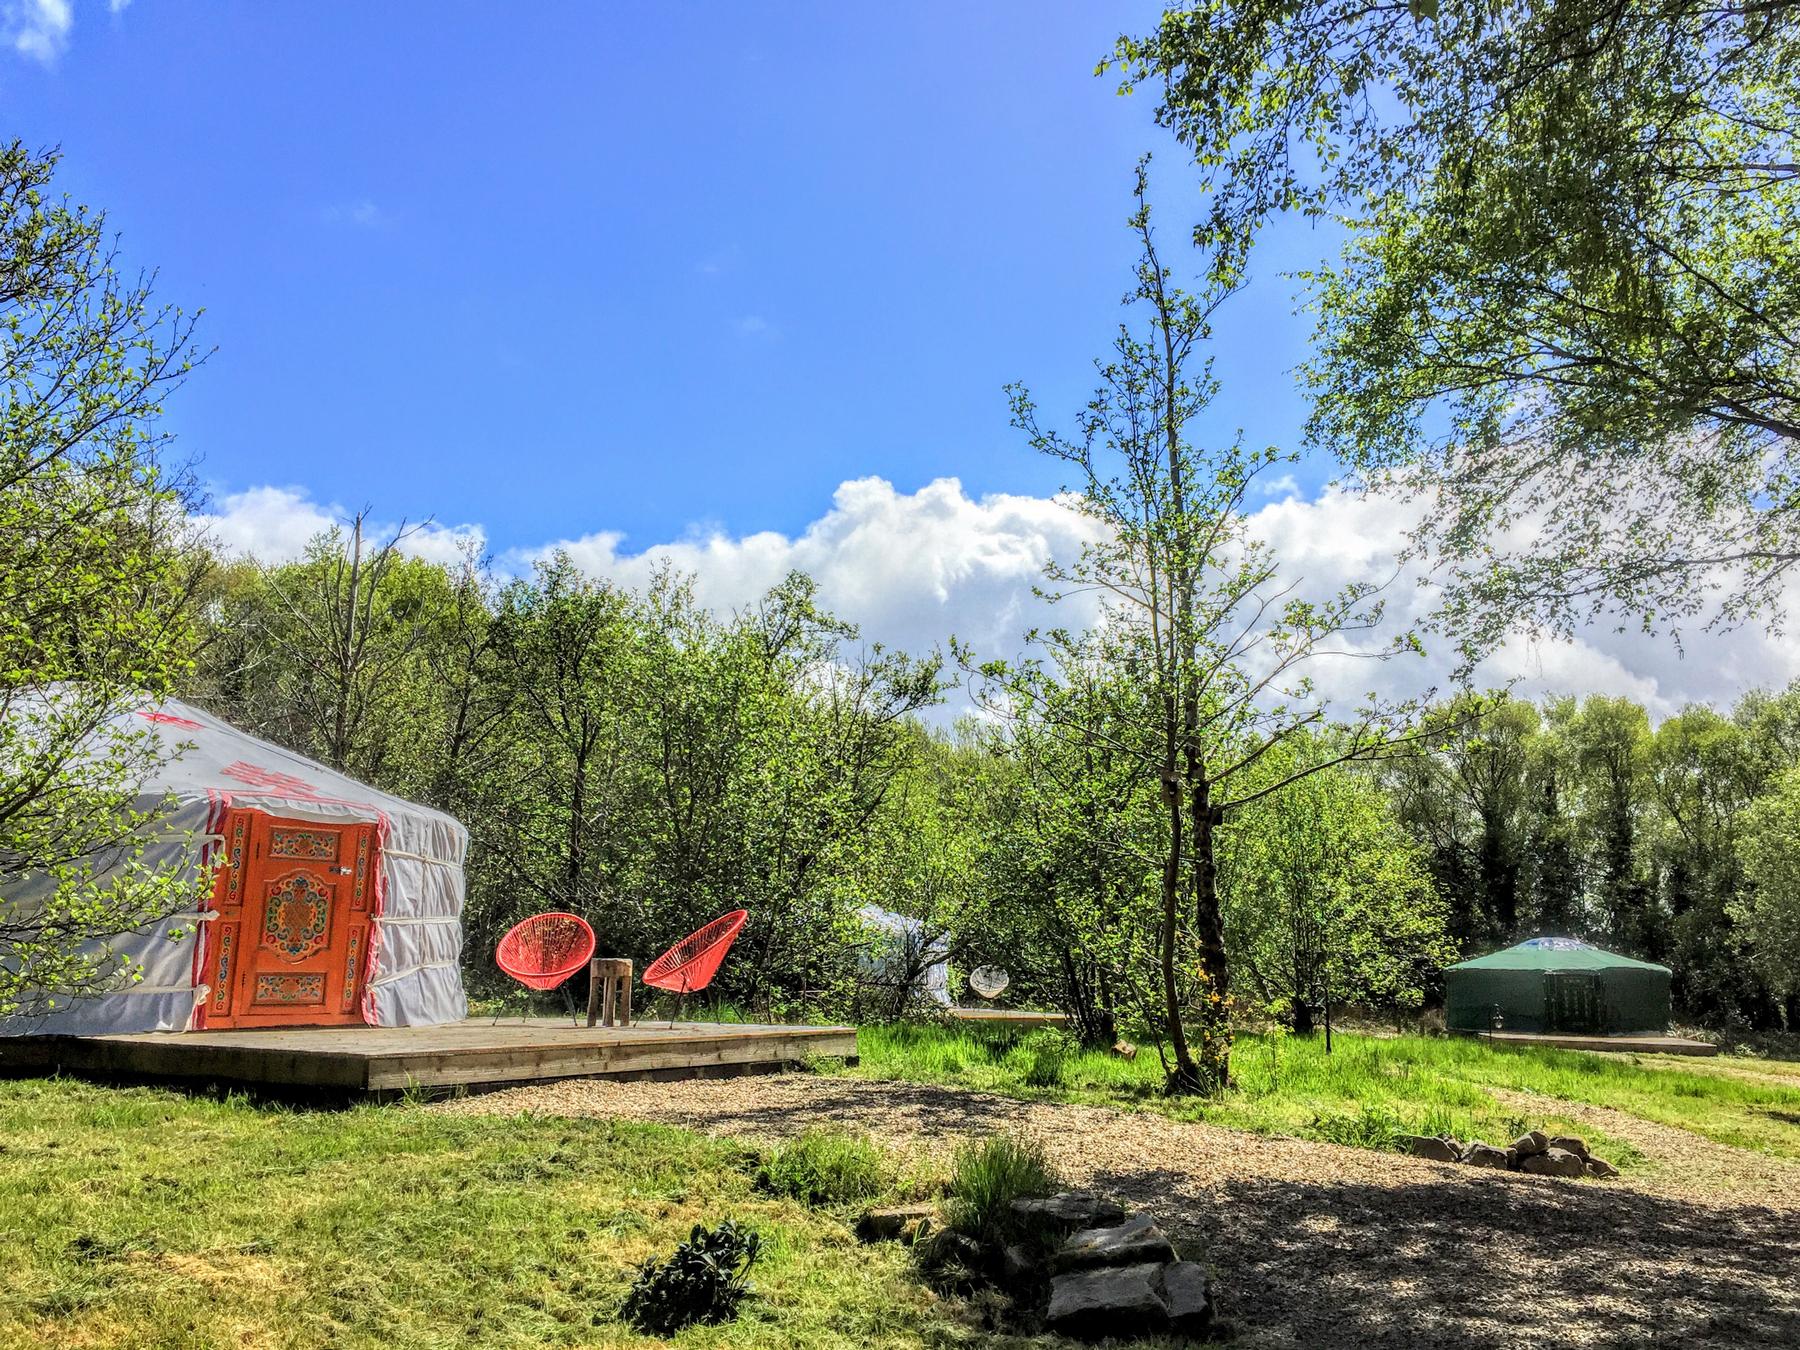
top-left (756, 1127), bottom-right (889, 1206)
top-left (620, 1220), bottom-right (760, 1335)
top-left (945, 1132), bottom-right (1058, 1239)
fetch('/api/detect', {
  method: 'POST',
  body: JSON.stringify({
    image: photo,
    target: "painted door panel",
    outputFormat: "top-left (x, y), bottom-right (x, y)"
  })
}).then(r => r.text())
top-left (205, 811), bottom-right (375, 1028)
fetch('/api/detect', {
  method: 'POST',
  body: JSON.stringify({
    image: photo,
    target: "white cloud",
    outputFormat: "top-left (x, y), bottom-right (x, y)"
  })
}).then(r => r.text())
top-left (194, 485), bottom-right (484, 568)
top-left (195, 476), bottom-right (1800, 720)
top-left (107, 0), bottom-right (127, 12)
top-left (1257, 472), bottom-right (1300, 499)
top-left (732, 315), bottom-right (776, 339)
top-left (321, 200), bottom-right (390, 230)
top-left (5, 0), bottom-right (73, 64)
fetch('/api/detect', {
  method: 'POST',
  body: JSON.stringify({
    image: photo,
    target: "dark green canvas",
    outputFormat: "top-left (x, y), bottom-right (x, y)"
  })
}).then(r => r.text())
top-left (1446, 938), bottom-right (1671, 1034)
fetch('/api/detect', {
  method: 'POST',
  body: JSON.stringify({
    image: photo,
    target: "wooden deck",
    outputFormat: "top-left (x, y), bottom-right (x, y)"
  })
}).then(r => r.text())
top-left (0, 1018), bottom-right (859, 1096)
top-left (945, 1008), bottom-right (1068, 1029)
top-left (1456, 1029), bottom-right (1719, 1057)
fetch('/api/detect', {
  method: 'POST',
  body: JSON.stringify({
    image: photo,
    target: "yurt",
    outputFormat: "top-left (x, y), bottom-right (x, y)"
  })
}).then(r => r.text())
top-left (2, 697), bottom-right (468, 1036)
top-left (1446, 937), bottom-right (1671, 1036)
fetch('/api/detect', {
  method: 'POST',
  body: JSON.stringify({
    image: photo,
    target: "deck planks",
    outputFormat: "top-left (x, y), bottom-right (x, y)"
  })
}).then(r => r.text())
top-left (0, 1018), bottom-right (859, 1095)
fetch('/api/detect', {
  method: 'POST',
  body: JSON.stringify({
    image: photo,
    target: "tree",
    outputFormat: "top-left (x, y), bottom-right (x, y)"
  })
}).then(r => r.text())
top-left (972, 167), bottom-right (1421, 1091)
top-left (1111, 2), bottom-right (1800, 654)
top-left (1218, 748), bottom-right (1453, 1034)
top-left (0, 142), bottom-right (209, 1014)
top-left (1736, 768), bottom-right (1800, 1024)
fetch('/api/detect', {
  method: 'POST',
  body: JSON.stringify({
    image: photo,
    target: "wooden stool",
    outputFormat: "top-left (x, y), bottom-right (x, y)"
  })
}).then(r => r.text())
top-left (586, 957), bottom-right (633, 1027)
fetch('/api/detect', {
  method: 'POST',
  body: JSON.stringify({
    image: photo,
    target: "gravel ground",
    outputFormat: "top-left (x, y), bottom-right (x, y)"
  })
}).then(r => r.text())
top-left (440, 1074), bottom-right (1800, 1350)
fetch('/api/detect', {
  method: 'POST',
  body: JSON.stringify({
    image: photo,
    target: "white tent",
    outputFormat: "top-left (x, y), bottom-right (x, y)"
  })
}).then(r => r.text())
top-left (2, 697), bottom-right (469, 1035)
top-left (856, 903), bottom-right (951, 1008)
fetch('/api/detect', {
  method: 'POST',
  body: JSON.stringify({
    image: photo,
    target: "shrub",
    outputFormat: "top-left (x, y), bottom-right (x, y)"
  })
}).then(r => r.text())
top-left (755, 1128), bottom-right (889, 1206)
top-left (620, 1221), bottom-right (760, 1335)
top-left (946, 1132), bottom-right (1058, 1238)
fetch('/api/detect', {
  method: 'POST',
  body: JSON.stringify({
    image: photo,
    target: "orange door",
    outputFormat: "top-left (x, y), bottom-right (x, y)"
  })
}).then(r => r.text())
top-left (205, 811), bottom-right (376, 1028)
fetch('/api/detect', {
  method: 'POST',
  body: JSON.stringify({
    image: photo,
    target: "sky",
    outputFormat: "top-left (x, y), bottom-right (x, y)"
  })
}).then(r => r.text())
top-left (6, 0), bottom-right (1792, 718)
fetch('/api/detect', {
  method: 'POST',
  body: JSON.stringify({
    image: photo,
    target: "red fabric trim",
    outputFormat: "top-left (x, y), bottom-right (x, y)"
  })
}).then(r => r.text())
top-left (359, 811), bottom-right (391, 1026)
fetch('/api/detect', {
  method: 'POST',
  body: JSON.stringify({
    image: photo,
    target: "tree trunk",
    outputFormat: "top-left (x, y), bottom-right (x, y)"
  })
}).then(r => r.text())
top-left (1161, 775), bottom-right (1198, 1089)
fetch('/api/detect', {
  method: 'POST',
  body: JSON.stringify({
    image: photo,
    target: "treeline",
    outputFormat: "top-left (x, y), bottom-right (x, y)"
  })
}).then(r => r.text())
top-left (186, 524), bottom-right (943, 1014)
top-left (179, 527), bottom-right (1800, 1034)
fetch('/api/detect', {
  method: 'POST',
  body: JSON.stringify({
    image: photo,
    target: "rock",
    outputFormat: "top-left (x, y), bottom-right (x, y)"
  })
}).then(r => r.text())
top-left (1156, 1260), bottom-right (1214, 1336)
top-left (1547, 1135), bottom-right (1589, 1160)
top-left (1511, 1130), bottom-right (1550, 1158)
top-left (1052, 1213), bottom-right (1179, 1272)
top-left (1585, 1157), bottom-right (1621, 1180)
top-left (1506, 1147), bottom-right (1521, 1170)
top-left (855, 1204), bottom-right (935, 1243)
top-left (1521, 1147), bottom-right (1586, 1179)
top-left (1402, 1133), bottom-right (1462, 1163)
top-left (1113, 1039), bottom-right (1138, 1060)
top-left (916, 1227), bottom-right (985, 1275)
top-left (1009, 1191), bottom-right (1126, 1234)
top-left (1046, 1262), bottom-right (1170, 1341)
top-left (1461, 1142), bottom-right (1511, 1169)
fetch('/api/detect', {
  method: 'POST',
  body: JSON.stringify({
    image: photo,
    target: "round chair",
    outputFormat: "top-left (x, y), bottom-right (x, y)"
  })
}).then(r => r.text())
top-left (643, 909), bottom-right (748, 1021)
top-left (496, 912), bottom-right (596, 1023)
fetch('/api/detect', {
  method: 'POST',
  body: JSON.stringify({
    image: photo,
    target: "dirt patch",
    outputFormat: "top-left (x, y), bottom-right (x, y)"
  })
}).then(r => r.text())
top-left (442, 1074), bottom-right (1800, 1350)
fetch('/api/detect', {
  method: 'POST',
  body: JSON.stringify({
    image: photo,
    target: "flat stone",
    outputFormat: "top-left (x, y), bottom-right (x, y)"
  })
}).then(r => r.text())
top-left (1547, 1134), bottom-right (1589, 1160)
top-left (1511, 1130), bottom-right (1550, 1158)
top-left (1402, 1133), bottom-right (1462, 1163)
top-left (1156, 1260), bottom-right (1213, 1335)
top-left (1585, 1157), bottom-right (1621, 1180)
top-left (1461, 1142), bottom-right (1511, 1169)
top-left (1009, 1191), bottom-right (1126, 1234)
top-left (1047, 1262), bottom-right (1170, 1341)
top-left (855, 1204), bottom-right (935, 1243)
top-left (1052, 1213), bottom-right (1179, 1272)
top-left (1521, 1147), bottom-right (1586, 1179)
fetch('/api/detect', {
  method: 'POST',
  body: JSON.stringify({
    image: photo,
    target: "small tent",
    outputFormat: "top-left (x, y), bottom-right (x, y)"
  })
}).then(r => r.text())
top-left (3, 697), bottom-right (469, 1036)
top-left (1446, 937), bottom-right (1670, 1036)
top-left (856, 904), bottom-right (951, 1010)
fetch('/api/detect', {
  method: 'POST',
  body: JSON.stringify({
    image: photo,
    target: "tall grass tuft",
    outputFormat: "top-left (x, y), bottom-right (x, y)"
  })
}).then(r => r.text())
top-left (945, 1132), bottom-right (1059, 1238)
top-left (755, 1127), bottom-right (889, 1206)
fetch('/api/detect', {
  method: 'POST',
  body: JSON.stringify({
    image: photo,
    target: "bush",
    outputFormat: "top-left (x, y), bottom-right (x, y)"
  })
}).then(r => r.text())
top-left (946, 1132), bottom-right (1058, 1238)
top-left (620, 1221), bottom-right (760, 1335)
top-left (755, 1128), bottom-right (889, 1206)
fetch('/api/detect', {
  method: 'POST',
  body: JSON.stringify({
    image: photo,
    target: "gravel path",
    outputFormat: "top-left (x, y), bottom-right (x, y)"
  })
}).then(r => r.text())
top-left (441, 1074), bottom-right (1800, 1350)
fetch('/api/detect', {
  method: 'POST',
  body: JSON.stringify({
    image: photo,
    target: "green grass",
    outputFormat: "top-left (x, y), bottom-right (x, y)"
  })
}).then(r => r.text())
top-left (756, 1128), bottom-right (891, 1208)
top-left (849, 1023), bottom-right (1800, 1167)
top-left (944, 1133), bottom-right (1059, 1240)
top-left (0, 1077), bottom-right (1031, 1350)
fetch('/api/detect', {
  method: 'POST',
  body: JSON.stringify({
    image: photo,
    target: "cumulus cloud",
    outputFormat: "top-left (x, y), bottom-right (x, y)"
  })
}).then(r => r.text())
top-left (5, 0), bottom-right (73, 64)
top-left (194, 485), bottom-right (485, 568)
top-left (196, 475), bottom-right (1800, 719)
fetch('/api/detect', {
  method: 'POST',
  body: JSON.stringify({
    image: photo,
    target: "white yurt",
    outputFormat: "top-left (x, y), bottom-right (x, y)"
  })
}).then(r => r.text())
top-left (2, 696), bottom-right (468, 1035)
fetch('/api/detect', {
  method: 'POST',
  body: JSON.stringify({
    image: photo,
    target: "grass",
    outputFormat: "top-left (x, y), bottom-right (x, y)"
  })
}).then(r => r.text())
top-left (0, 1076), bottom-right (1034, 1350)
top-left (944, 1133), bottom-right (1059, 1240)
top-left (755, 1128), bottom-right (890, 1207)
top-left (849, 1023), bottom-right (1800, 1167)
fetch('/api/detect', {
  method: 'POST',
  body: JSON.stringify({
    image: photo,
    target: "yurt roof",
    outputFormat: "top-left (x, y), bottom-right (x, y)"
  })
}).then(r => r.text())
top-left (1449, 937), bottom-right (1670, 976)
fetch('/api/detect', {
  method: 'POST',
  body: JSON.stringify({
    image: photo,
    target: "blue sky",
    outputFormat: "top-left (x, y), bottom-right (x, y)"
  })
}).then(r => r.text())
top-left (4, 0), bottom-right (1333, 550)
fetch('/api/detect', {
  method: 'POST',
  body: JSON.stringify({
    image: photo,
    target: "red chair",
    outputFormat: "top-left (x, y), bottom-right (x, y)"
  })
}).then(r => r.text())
top-left (496, 912), bottom-right (595, 1024)
top-left (643, 909), bottom-right (748, 1023)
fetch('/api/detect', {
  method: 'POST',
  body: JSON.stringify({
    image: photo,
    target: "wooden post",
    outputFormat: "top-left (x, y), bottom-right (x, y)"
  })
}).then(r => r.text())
top-left (587, 958), bottom-right (633, 1028)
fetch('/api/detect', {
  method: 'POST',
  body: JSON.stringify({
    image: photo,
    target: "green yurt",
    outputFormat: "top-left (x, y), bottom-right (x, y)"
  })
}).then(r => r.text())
top-left (1446, 938), bottom-right (1671, 1035)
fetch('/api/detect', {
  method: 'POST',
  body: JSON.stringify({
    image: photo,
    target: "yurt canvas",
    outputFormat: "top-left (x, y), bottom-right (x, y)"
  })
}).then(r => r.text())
top-left (1446, 937), bottom-right (1671, 1036)
top-left (2, 697), bottom-right (468, 1036)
